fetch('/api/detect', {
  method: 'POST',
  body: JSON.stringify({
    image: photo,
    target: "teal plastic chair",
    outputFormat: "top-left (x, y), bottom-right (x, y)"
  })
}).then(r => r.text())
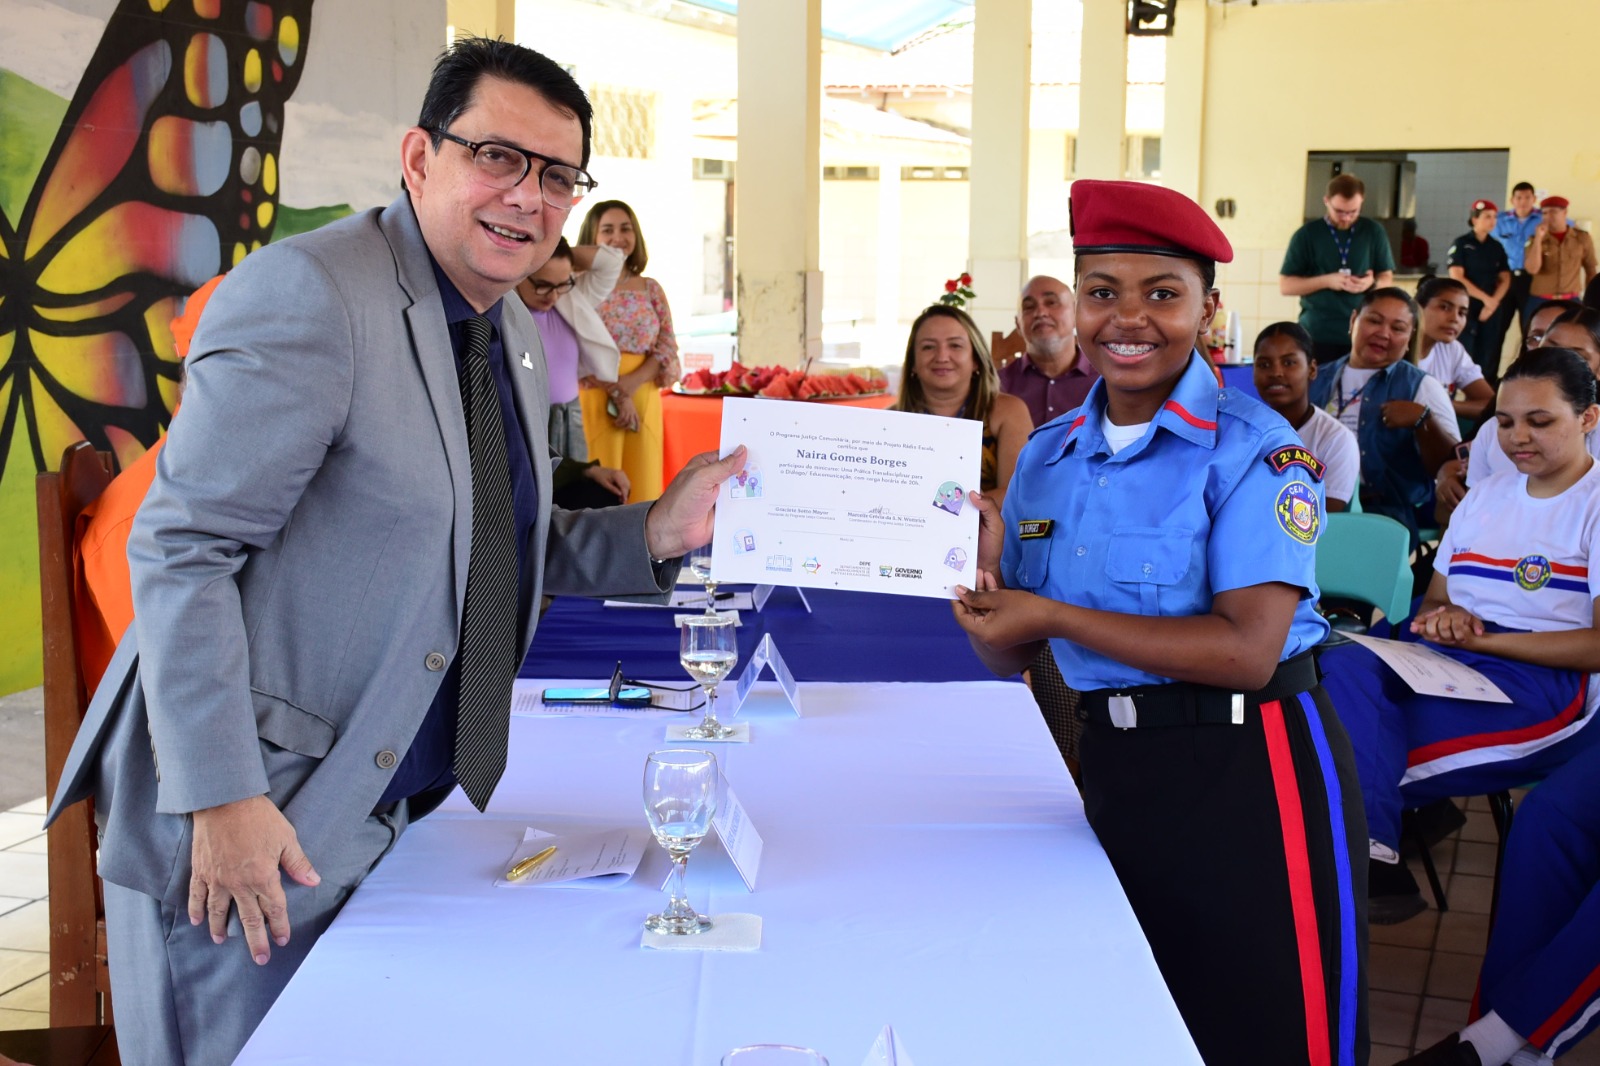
top-left (1315, 512), bottom-right (1412, 624)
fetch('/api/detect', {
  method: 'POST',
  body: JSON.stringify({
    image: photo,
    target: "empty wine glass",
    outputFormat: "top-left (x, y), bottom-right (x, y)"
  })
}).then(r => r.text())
top-left (686, 543), bottom-right (718, 614)
top-left (680, 613), bottom-right (738, 740)
top-left (721, 1047), bottom-right (829, 1065)
top-left (642, 748), bottom-right (718, 936)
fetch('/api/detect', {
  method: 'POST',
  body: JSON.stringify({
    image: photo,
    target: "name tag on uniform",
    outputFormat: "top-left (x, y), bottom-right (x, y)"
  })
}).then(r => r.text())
top-left (1017, 519), bottom-right (1054, 540)
top-left (1264, 445), bottom-right (1325, 482)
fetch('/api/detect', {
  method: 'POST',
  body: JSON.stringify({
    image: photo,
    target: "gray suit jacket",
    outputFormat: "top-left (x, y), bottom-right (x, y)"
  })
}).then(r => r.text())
top-left (49, 196), bottom-right (671, 908)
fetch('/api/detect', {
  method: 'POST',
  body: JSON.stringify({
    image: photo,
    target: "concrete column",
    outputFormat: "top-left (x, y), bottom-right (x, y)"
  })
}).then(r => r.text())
top-left (1077, 0), bottom-right (1127, 181)
top-left (875, 152), bottom-right (904, 362)
top-left (736, 0), bottom-right (823, 369)
top-left (1162, 0), bottom-right (1208, 200)
top-left (966, 0), bottom-right (1031, 339)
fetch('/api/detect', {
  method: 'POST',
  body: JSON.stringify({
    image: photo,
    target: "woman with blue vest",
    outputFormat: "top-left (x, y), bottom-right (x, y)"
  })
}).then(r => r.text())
top-left (953, 180), bottom-right (1368, 1066)
top-left (1321, 346), bottom-right (1600, 929)
top-left (1307, 288), bottom-right (1461, 545)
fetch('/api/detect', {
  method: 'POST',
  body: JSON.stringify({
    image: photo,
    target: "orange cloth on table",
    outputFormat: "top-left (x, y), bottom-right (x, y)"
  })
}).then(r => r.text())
top-left (72, 273), bottom-right (222, 694)
top-left (580, 351), bottom-right (663, 502)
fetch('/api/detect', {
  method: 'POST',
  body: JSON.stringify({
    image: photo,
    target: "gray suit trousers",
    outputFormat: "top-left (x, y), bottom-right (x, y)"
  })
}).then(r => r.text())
top-left (104, 802), bottom-right (410, 1066)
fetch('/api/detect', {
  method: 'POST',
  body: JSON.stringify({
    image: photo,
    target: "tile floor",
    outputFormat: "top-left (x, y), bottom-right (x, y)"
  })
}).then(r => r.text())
top-left (0, 796), bottom-right (50, 1032)
top-left (0, 792), bottom-right (1594, 1063)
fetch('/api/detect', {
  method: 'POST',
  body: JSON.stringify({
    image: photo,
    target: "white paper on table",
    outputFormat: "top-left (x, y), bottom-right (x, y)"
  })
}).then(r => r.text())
top-left (728, 633), bottom-right (803, 717)
top-left (495, 827), bottom-right (648, 888)
top-left (711, 397), bottom-right (981, 598)
top-left (658, 783), bottom-right (763, 892)
top-left (605, 588), bottom-right (757, 611)
top-left (862, 1025), bottom-right (917, 1066)
top-left (1342, 633), bottom-right (1513, 703)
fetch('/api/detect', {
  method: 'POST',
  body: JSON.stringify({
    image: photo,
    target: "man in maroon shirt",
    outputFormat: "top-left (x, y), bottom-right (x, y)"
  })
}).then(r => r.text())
top-left (998, 274), bottom-right (1100, 426)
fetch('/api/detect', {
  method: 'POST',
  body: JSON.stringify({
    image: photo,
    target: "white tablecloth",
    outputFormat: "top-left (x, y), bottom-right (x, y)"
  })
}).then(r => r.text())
top-left (235, 681), bottom-right (1201, 1065)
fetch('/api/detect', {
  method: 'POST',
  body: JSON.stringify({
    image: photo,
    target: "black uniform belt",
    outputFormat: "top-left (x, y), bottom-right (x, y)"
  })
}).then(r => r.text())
top-left (1078, 651), bottom-right (1320, 729)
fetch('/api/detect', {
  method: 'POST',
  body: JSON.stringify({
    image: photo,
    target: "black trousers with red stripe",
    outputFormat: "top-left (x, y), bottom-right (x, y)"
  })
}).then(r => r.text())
top-left (1080, 684), bottom-right (1370, 1066)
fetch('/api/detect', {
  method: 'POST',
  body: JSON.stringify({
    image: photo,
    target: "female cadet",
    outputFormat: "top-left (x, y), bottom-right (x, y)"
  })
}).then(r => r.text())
top-left (952, 180), bottom-right (1369, 1066)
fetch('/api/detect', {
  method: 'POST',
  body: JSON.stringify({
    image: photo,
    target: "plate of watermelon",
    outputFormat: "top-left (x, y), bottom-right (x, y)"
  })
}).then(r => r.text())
top-left (675, 362), bottom-right (889, 401)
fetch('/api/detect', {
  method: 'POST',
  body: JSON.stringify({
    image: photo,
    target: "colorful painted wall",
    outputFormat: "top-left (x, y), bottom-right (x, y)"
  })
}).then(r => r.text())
top-left (0, 0), bottom-right (440, 693)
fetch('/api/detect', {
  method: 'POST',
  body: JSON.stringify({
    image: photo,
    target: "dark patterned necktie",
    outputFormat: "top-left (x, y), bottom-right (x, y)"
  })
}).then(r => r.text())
top-left (452, 315), bottom-right (520, 811)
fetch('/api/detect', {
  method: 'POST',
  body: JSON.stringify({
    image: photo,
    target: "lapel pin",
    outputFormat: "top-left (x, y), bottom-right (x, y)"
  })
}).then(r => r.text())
top-left (521, 351), bottom-right (534, 369)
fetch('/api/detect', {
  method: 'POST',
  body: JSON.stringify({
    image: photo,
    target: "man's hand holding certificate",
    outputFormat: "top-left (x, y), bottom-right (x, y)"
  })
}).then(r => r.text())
top-left (710, 398), bottom-right (981, 598)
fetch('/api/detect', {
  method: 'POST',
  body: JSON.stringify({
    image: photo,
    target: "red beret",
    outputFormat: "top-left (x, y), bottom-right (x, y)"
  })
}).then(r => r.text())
top-left (1472, 199), bottom-right (1498, 214)
top-left (1541, 195), bottom-right (1569, 210)
top-left (1070, 180), bottom-right (1233, 264)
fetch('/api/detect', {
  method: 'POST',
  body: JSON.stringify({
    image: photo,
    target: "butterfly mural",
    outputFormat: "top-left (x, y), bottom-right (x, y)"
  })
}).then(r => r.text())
top-left (0, 0), bottom-right (315, 482)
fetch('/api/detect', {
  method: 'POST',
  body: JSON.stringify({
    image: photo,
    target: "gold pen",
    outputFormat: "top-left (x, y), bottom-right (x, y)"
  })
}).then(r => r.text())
top-left (506, 845), bottom-right (558, 881)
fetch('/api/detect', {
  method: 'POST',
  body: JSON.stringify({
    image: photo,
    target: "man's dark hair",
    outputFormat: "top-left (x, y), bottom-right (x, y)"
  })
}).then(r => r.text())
top-left (549, 236), bottom-right (574, 262)
top-left (417, 36), bottom-right (593, 167)
top-left (1327, 173), bottom-right (1365, 200)
top-left (1512, 181), bottom-right (1536, 195)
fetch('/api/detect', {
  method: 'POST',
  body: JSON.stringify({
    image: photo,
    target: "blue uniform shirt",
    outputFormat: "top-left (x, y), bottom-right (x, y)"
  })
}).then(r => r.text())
top-left (1494, 209), bottom-right (1543, 271)
top-left (999, 352), bottom-right (1330, 691)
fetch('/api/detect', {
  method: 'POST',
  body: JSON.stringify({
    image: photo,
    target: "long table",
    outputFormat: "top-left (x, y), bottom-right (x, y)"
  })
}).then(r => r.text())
top-left (522, 586), bottom-right (1011, 684)
top-left (235, 681), bottom-right (1201, 1064)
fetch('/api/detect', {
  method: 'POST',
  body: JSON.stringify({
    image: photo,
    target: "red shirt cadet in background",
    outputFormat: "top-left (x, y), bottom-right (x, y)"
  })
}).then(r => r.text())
top-left (75, 274), bottom-right (224, 691)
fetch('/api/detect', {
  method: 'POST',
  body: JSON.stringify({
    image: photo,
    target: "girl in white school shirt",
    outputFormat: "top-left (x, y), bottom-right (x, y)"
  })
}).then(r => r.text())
top-left (1415, 276), bottom-right (1495, 423)
top-left (1320, 346), bottom-right (1600, 924)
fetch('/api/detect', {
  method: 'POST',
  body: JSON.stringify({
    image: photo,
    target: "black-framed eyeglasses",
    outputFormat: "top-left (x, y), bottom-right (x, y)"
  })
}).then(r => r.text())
top-left (427, 127), bottom-right (597, 209)
top-left (528, 277), bottom-right (578, 297)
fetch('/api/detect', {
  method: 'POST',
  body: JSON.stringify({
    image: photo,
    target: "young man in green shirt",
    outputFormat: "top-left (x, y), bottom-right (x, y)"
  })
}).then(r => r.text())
top-left (1280, 172), bottom-right (1397, 363)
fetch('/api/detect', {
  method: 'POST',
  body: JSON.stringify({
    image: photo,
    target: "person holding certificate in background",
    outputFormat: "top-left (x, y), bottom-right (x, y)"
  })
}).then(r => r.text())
top-left (952, 180), bottom-right (1368, 1066)
top-left (1320, 346), bottom-right (1600, 929)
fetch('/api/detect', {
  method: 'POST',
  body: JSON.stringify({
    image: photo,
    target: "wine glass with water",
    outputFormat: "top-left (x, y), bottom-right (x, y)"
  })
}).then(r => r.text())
top-left (642, 748), bottom-right (719, 936)
top-left (680, 613), bottom-right (739, 740)
top-left (686, 544), bottom-right (718, 614)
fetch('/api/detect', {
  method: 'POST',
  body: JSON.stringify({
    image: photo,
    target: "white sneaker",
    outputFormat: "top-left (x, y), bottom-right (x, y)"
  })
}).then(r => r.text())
top-left (1507, 1047), bottom-right (1553, 1066)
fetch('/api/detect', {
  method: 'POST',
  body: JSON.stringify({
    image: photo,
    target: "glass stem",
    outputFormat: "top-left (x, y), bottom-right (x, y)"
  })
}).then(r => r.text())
top-left (703, 685), bottom-right (720, 729)
top-left (669, 852), bottom-right (691, 914)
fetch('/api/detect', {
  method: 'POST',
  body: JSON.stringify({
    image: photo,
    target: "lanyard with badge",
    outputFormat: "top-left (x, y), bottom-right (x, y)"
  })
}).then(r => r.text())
top-left (1329, 368), bottom-right (1377, 421)
top-left (1326, 220), bottom-right (1354, 275)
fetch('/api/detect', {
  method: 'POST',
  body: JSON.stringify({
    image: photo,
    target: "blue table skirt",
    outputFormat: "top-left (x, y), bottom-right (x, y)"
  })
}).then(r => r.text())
top-left (520, 586), bottom-right (1015, 684)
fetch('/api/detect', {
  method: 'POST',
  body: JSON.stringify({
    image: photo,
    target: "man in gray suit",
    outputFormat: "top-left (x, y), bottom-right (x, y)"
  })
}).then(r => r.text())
top-left (47, 38), bottom-right (741, 1065)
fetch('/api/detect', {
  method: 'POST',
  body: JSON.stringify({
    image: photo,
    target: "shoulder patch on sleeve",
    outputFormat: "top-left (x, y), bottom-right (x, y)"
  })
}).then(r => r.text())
top-left (1264, 445), bottom-right (1325, 482)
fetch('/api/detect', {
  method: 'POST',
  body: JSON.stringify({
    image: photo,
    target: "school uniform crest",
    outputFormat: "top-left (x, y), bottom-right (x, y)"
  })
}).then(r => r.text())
top-left (1515, 554), bottom-right (1552, 591)
top-left (1274, 481), bottom-right (1321, 545)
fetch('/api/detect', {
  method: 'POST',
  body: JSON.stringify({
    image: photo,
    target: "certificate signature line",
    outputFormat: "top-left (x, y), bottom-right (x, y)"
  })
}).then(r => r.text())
top-left (780, 527), bottom-right (913, 544)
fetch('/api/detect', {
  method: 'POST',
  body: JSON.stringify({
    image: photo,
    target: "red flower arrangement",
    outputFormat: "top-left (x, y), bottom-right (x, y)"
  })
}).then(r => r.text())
top-left (938, 272), bottom-right (976, 308)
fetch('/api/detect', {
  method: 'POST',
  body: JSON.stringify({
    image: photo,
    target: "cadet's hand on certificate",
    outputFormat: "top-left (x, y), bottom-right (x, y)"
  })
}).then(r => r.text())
top-left (970, 490), bottom-right (1005, 579)
top-left (1410, 604), bottom-right (1485, 647)
top-left (646, 445), bottom-right (748, 560)
top-left (189, 795), bottom-right (321, 966)
top-left (951, 581), bottom-right (1054, 649)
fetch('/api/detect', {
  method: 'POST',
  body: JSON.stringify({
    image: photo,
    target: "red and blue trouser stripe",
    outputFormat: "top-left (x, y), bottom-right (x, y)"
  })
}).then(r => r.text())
top-left (1319, 632), bottom-right (1598, 852)
top-left (1476, 740), bottom-right (1600, 1058)
top-left (1079, 684), bottom-right (1367, 1066)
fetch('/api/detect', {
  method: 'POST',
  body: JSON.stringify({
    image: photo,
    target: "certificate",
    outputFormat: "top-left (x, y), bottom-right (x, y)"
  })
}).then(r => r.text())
top-left (710, 397), bottom-right (981, 598)
top-left (1341, 633), bottom-right (1513, 703)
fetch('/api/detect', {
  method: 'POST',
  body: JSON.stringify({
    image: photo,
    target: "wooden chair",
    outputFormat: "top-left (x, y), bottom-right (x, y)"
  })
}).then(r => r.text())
top-left (36, 441), bottom-right (117, 1037)
top-left (989, 327), bottom-right (1026, 370)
